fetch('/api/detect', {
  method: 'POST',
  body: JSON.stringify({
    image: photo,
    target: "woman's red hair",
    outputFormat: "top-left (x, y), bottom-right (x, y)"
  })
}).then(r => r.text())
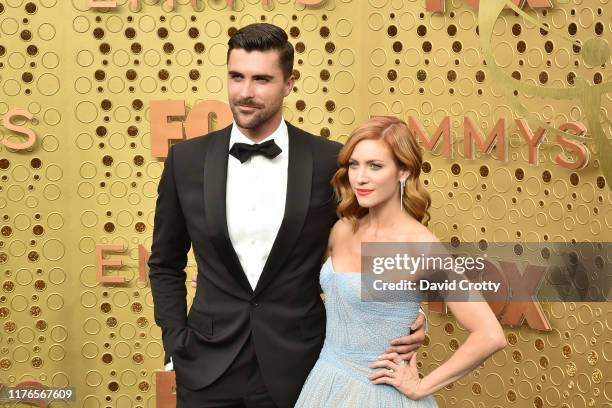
top-left (331, 116), bottom-right (431, 231)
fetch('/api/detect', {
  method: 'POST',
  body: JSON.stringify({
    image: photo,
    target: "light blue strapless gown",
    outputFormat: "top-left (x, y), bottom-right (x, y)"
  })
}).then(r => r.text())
top-left (295, 258), bottom-right (439, 408)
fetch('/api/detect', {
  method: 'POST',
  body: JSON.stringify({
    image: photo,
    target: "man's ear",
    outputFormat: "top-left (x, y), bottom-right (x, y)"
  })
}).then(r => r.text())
top-left (283, 74), bottom-right (295, 97)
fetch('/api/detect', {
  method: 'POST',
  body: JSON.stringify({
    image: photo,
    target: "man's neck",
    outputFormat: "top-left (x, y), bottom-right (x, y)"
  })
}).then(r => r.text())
top-left (236, 113), bottom-right (283, 143)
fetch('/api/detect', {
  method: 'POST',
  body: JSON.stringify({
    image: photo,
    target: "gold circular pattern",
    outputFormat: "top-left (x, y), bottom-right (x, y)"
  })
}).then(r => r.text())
top-left (0, 2), bottom-right (608, 406)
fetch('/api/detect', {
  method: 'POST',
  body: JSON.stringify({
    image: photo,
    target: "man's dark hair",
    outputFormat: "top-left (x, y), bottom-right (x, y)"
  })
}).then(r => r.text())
top-left (227, 23), bottom-right (294, 79)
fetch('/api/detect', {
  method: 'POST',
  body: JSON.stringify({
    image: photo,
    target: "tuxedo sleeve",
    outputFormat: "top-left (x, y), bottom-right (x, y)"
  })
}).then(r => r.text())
top-left (148, 144), bottom-right (191, 365)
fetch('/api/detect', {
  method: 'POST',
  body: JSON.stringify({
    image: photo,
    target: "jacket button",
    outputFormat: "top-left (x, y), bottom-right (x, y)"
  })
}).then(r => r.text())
top-left (250, 301), bottom-right (259, 307)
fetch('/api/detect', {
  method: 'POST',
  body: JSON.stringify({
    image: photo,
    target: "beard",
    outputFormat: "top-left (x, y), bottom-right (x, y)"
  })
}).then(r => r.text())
top-left (229, 98), bottom-right (281, 130)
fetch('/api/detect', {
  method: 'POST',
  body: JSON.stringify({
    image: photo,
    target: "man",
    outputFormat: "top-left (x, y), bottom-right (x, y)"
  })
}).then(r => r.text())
top-left (148, 23), bottom-right (426, 408)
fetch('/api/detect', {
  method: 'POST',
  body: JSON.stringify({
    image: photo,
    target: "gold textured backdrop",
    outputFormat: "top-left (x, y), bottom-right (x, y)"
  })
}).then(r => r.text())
top-left (0, 0), bottom-right (610, 407)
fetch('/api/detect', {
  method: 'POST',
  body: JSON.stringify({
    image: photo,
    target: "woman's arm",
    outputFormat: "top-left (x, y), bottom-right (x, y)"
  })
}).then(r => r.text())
top-left (417, 300), bottom-right (506, 396)
top-left (322, 220), bottom-right (339, 265)
top-left (323, 218), bottom-right (351, 264)
top-left (369, 300), bottom-right (506, 400)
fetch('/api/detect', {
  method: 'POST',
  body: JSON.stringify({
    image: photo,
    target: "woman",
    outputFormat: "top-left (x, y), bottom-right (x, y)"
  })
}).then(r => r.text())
top-left (295, 116), bottom-right (506, 407)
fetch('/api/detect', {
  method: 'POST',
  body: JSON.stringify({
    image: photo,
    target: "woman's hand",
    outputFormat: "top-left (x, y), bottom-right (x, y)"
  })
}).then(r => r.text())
top-left (368, 351), bottom-right (426, 400)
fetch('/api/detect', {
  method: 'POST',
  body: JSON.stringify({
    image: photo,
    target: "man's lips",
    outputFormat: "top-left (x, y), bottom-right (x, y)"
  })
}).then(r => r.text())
top-left (237, 104), bottom-right (260, 112)
top-left (355, 189), bottom-right (374, 196)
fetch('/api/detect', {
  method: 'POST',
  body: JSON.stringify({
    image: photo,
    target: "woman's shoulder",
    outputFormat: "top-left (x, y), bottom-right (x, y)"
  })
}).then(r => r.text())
top-left (397, 220), bottom-right (440, 243)
top-left (329, 218), bottom-right (353, 244)
top-left (331, 218), bottom-right (352, 237)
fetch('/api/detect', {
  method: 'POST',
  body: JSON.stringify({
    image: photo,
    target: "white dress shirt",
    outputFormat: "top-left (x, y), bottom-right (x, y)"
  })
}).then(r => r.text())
top-left (226, 119), bottom-right (289, 290)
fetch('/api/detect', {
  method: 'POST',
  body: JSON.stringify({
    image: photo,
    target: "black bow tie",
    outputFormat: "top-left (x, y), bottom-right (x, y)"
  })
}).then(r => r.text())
top-left (229, 139), bottom-right (282, 163)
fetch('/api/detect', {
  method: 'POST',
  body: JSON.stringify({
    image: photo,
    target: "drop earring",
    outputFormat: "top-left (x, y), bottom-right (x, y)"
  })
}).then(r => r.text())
top-left (399, 178), bottom-right (406, 211)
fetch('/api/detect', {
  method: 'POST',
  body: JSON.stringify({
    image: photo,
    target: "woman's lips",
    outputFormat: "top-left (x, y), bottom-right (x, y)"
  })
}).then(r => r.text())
top-left (355, 189), bottom-right (374, 196)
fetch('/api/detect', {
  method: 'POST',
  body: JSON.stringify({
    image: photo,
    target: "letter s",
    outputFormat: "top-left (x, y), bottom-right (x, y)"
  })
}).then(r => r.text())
top-left (2, 109), bottom-right (36, 150)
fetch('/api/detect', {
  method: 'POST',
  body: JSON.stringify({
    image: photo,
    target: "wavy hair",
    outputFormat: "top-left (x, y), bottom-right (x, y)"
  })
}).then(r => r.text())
top-left (331, 116), bottom-right (431, 231)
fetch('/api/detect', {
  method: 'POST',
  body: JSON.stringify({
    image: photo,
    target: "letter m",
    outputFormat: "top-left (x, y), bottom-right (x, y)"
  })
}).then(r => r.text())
top-left (463, 117), bottom-right (508, 161)
top-left (408, 116), bottom-right (452, 159)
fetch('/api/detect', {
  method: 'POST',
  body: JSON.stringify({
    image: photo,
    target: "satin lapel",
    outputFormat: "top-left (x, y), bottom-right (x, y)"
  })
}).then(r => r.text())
top-left (253, 122), bottom-right (313, 296)
top-left (203, 125), bottom-right (254, 294)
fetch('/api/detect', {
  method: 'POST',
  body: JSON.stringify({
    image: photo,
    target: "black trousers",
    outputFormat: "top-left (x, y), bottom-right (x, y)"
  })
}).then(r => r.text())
top-left (176, 334), bottom-right (278, 408)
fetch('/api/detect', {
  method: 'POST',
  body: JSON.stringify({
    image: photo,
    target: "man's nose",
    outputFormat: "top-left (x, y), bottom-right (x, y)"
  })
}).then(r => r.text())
top-left (239, 80), bottom-right (255, 99)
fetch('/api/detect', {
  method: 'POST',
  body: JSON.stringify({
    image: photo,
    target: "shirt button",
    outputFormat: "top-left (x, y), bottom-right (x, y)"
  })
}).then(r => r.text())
top-left (250, 239), bottom-right (256, 245)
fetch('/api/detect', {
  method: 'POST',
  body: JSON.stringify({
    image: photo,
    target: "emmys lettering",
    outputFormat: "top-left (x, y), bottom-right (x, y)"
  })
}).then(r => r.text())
top-left (87, 0), bottom-right (552, 12)
top-left (425, 0), bottom-right (553, 13)
top-left (0, 109), bottom-right (37, 151)
top-left (149, 99), bottom-right (590, 170)
top-left (87, 0), bottom-right (325, 11)
top-left (95, 244), bottom-right (151, 284)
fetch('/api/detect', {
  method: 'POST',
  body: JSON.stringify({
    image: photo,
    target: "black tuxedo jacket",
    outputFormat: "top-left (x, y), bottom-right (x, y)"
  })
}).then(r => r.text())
top-left (148, 122), bottom-right (342, 407)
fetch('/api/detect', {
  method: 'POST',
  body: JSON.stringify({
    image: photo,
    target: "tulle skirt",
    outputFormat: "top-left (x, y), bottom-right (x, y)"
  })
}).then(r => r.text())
top-left (294, 347), bottom-right (439, 408)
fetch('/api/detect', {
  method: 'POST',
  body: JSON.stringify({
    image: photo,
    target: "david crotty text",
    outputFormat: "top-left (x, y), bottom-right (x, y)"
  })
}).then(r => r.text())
top-left (372, 279), bottom-right (502, 293)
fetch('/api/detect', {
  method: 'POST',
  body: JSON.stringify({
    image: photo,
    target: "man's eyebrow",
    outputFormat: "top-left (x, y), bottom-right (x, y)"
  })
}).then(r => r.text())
top-left (227, 71), bottom-right (274, 80)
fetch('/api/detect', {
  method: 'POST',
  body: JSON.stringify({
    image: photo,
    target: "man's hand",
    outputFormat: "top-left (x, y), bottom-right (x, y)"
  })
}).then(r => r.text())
top-left (381, 312), bottom-right (426, 361)
top-left (190, 274), bottom-right (197, 288)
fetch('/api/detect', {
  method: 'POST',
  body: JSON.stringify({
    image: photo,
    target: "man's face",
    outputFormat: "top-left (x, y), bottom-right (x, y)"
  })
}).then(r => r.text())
top-left (227, 49), bottom-right (294, 130)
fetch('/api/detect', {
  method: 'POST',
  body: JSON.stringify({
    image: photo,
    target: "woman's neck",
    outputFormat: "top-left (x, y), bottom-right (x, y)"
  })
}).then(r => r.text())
top-left (359, 199), bottom-right (406, 237)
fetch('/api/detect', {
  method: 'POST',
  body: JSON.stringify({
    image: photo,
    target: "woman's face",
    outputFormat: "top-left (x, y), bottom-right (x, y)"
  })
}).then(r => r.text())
top-left (348, 139), bottom-right (406, 209)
